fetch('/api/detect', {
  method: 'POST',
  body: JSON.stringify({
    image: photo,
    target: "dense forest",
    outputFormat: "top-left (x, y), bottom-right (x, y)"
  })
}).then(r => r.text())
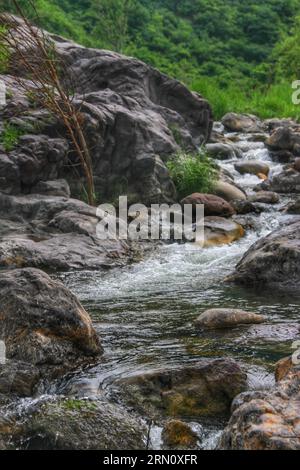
top-left (1, 0), bottom-right (300, 119)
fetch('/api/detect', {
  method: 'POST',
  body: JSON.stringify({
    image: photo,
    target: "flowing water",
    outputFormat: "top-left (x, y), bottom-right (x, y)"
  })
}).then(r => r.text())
top-left (14, 129), bottom-right (300, 449)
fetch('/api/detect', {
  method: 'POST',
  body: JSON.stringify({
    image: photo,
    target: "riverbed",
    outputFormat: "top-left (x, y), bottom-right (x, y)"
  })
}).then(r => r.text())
top-left (55, 129), bottom-right (300, 449)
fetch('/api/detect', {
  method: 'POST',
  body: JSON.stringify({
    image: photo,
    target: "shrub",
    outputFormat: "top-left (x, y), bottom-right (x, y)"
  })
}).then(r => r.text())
top-left (0, 123), bottom-right (24, 152)
top-left (167, 150), bottom-right (217, 199)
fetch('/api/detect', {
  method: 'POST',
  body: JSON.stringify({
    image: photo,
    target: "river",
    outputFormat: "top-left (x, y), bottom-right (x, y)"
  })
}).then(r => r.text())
top-left (51, 128), bottom-right (300, 449)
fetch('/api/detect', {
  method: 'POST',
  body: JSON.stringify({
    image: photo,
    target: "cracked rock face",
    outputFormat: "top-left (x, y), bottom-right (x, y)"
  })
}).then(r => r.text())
top-left (1, 27), bottom-right (212, 205)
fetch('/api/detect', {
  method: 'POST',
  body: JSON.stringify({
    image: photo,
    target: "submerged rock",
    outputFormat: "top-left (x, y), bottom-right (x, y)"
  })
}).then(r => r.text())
top-left (0, 396), bottom-right (147, 450)
top-left (162, 420), bottom-right (199, 449)
top-left (220, 361), bottom-right (300, 450)
top-left (228, 220), bottom-right (300, 290)
top-left (194, 308), bottom-right (265, 329)
top-left (114, 359), bottom-right (247, 419)
top-left (0, 268), bottom-right (102, 382)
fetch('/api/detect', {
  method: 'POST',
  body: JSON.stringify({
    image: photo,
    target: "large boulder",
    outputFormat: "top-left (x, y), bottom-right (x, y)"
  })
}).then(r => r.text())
top-left (194, 308), bottom-right (265, 329)
top-left (222, 113), bottom-right (262, 133)
top-left (113, 359), bottom-right (247, 419)
top-left (0, 194), bottom-right (133, 270)
top-left (266, 126), bottom-right (300, 152)
top-left (258, 167), bottom-right (300, 194)
top-left (228, 220), bottom-right (300, 290)
top-left (0, 268), bottom-right (102, 382)
top-left (180, 193), bottom-right (235, 218)
top-left (0, 396), bottom-right (147, 450)
top-left (1, 21), bottom-right (213, 204)
top-left (220, 361), bottom-right (300, 450)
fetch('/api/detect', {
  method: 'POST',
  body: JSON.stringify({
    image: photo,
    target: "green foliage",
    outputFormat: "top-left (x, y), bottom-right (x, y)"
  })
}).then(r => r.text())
top-left (0, 26), bottom-right (9, 73)
top-left (274, 15), bottom-right (300, 81)
top-left (167, 150), bottom-right (217, 198)
top-left (191, 78), bottom-right (300, 121)
top-left (0, 123), bottom-right (24, 152)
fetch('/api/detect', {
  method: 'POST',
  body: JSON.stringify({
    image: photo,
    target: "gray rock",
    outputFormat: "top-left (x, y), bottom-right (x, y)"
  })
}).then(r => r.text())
top-left (206, 143), bottom-right (242, 160)
top-left (203, 217), bottom-right (245, 247)
top-left (31, 179), bottom-right (71, 198)
top-left (1, 28), bottom-right (212, 204)
top-left (266, 126), bottom-right (300, 152)
top-left (259, 168), bottom-right (300, 194)
top-left (194, 308), bottom-right (265, 329)
top-left (228, 220), bottom-right (300, 290)
top-left (249, 191), bottom-right (280, 204)
top-left (0, 194), bottom-right (133, 270)
top-left (0, 268), bottom-right (102, 379)
top-left (284, 198), bottom-right (300, 214)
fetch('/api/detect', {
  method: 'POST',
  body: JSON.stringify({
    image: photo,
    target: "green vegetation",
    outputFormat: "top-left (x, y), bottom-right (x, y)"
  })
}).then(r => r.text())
top-left (62, 399), bottom-right (97, 412)
top-left (0, 25), bottom-right (9, 72)
top-left (1, 0), bottom-right (300, 119)
top-left (167, 151), bottom-right (217, 198)
top-left (0, 123), bottom-right (24, 151)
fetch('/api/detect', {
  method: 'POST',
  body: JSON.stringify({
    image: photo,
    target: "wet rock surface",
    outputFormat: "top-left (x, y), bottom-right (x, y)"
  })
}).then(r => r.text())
top-left (113, 359), bottom-right (247, 420)
top-left (0, 396), bottom-right (147, 450)
top-left (0, 268), bottom-right (102, 380)
top-left (203, 217), bottom-right (245, 247)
